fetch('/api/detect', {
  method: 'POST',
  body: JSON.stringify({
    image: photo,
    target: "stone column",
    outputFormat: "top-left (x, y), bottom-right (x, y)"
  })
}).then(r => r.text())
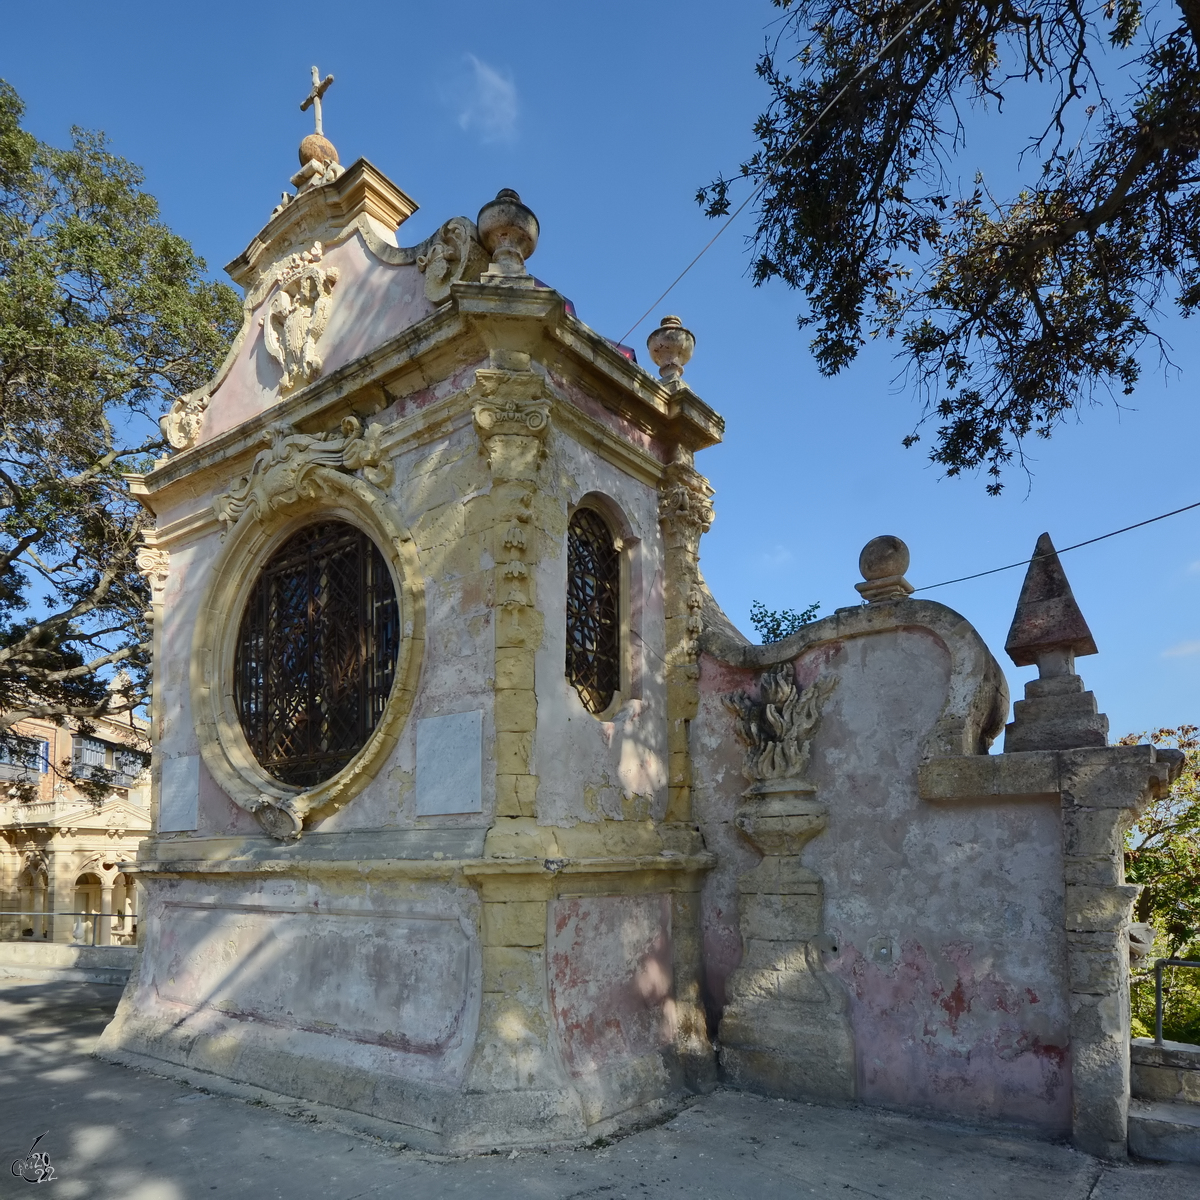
top-left (32, 876), bottom-right (45, 940)
top-left (98, 883), bottom-right (113, 946)
top-left (1059, 745), bottom-right (1180, 1159)
top-left (657, 456), bottom-right (714, 825)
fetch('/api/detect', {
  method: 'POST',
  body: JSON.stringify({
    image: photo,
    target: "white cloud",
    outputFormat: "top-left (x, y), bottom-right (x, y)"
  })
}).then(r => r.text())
top-left (457, 55), bottom-right (518, 144)
top-left (760, 545), bottom-right (794, 569)
top-left (1162, 639), bottom-right (1200, 658)
top-left (1188, 560), bottom-right (1200, 574)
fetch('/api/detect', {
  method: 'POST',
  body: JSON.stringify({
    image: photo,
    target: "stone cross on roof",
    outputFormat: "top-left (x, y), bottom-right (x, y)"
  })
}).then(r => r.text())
top-left (300, 66), bottom-right (334, 137)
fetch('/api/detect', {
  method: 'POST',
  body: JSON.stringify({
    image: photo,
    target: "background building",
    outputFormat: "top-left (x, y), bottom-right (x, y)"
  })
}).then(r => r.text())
top-left (0, 712), bottom-right (150, 945)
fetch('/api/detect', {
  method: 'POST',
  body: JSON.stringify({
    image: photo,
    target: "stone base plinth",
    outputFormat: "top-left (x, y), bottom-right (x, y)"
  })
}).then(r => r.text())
top-left (96, 838), bottom-right (716, 1153)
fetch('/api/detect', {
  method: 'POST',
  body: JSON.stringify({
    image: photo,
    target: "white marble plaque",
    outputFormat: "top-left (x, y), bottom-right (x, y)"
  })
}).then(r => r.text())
top-left (159, 754), bottom-right (200, 832)
top-left (416, 711), bottom-right (483, 816)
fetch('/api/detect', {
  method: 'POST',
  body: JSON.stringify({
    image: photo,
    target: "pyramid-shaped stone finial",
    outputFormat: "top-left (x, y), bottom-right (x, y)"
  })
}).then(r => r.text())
top-left (1003, 532), bottom-right (1108, 752)
top-left (1004, 533), bottom-right (1097, 670)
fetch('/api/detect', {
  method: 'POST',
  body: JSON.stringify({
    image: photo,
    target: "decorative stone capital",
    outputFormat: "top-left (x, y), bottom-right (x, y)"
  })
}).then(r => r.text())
top-left (471, 373), bottom-right (552, 483)
top-left (658, 462), bottom-right (714, 550)
top-left (213, 415), bottom-right (392, 531)
top-left (135, 544), bottom-right (170, 604)
top-left (471, 395), bottom-right (552, 440)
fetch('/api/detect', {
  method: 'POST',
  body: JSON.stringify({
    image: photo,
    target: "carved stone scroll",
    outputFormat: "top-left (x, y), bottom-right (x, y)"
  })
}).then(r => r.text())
top-left (417, 218), bottom-right (489, 303)
top-left (213, 415), bottom-right (392, 531)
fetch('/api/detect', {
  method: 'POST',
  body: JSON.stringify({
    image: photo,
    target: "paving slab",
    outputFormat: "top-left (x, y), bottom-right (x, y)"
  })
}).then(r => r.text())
top-left (2, 978), bottom-right (1199, 1200)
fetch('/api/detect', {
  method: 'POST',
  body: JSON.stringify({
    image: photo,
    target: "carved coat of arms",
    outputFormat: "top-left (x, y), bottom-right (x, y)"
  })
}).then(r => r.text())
top-left (261, 241), bottom-right (340, 393)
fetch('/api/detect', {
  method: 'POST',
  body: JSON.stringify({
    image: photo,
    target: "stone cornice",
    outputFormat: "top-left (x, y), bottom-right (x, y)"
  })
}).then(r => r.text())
top-left (141, 282), bottom-right (723, 511)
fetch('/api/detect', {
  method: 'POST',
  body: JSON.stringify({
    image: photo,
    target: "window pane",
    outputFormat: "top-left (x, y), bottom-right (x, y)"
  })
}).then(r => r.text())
top-left (234, 521), bottom-right (400, 787)
top-left (565, 508), bottom-right (620, 715)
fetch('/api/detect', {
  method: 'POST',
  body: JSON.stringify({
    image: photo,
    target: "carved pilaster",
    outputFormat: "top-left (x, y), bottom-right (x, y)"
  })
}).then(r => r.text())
top-left (472, 369), bottom-right (552, 824)
top-left (657, 459), bottom-right (714, 823)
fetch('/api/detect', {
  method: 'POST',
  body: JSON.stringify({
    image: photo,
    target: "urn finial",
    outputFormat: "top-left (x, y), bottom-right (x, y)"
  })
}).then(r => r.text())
top-left (477, 188), bottom-right (539, 282)
top-left (646, 315), bottom-right (695, 383)
top-left (854, 535), bottom-right (915, 603)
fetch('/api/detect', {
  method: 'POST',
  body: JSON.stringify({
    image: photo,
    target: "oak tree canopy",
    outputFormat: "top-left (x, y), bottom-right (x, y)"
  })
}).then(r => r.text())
top-left (700, 1), bottom-right (1200, 491)
top-left (0, 80), bottom-right (239, 787)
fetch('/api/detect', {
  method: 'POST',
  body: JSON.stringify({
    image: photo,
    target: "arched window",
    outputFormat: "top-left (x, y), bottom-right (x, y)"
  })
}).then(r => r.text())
top-left (234, 520), bottom-right (400, 787)
top-left (566, 507), bottom-right (621, 715)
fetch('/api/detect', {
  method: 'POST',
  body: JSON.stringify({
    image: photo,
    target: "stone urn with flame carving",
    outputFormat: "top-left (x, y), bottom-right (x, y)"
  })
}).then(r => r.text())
top-left (726, 664), bottom-right (834, 857)
top-left (718, 661), bottom-right (856, 1102)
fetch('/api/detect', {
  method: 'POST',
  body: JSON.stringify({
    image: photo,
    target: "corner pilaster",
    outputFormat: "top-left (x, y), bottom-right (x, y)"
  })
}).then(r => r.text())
top-left (657, 456), bottom-right (714, 824)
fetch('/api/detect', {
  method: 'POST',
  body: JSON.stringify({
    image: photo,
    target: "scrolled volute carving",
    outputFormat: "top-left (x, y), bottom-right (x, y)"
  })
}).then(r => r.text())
top-left (472, 396), bottom-right (551, 439)
top-left (725, 664), bottom-right (836, 787)
top-left (160, 393), bottom-right (209, 451)
top-left (135, 545), bottom-right (170, 602)
top-left (417, 217), bottom-right (489, 303)
top-left (213, 415), bottom-right (393, 531)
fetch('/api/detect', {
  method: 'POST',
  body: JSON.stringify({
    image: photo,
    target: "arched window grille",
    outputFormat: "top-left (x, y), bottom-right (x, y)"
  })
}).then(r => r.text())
top-left (566, 507), bottom-right (621, 715)
top-left (234, 521), bottom-right (399, 787)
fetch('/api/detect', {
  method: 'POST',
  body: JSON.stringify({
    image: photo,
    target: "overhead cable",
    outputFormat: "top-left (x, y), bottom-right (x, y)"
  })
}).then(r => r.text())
top-left (619, 0), bottom-right (939, 344)
top-left (912, 500), bottom-right (1200, 592)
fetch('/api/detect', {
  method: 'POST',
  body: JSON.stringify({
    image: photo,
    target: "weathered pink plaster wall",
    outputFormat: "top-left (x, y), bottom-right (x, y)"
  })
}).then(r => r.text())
top-left (691, 625), bottom-right (1071, 1132)
top-left (549, 893), bottom-right (675, 1077)
top-left (199, 235), bottom-right (433, 445)
top-left (532, 432), bottom-right (669, 827)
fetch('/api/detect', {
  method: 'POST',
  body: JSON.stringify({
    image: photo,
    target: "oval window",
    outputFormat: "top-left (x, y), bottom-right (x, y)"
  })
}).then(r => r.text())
top-left (234, 520), bottom-right (399, 787)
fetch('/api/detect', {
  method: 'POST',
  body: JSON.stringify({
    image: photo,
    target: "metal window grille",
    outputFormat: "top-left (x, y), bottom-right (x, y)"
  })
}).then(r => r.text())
top-left (565, 507), bottom-right (621, 715)
top-left (234, 521), bottom-right (400, 788)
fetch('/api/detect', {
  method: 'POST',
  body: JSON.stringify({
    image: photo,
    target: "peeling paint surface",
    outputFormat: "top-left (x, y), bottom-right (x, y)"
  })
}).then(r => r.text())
top-left (549, 894), bottom-right (675, 1077)
top-left (692, 626), bottom-right (1071, 1131)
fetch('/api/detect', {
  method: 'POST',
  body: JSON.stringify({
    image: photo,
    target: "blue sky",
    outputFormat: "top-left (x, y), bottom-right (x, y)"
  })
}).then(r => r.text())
top-left (4, 0), bottom-right (1196, 738)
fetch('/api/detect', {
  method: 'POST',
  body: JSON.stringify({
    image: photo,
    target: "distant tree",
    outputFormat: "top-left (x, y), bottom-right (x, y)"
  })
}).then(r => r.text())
top-left (750, 599), bottom-right (822, 642)
top-left (700, 1), bottom-right (1200, 492)
top-left (1122, 725), bottom-right (1200, 1043)
top-left (0, 80), bottom-right (239, 776)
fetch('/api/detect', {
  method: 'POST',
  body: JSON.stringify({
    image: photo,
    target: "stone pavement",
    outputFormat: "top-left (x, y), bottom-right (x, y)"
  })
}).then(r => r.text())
top-left (2, 979), bottom-right (1199, 1200)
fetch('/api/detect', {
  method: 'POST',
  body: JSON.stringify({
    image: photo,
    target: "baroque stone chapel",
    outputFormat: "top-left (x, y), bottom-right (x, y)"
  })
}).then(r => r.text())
top-left (98, 72), bottom-right (1185, 1158)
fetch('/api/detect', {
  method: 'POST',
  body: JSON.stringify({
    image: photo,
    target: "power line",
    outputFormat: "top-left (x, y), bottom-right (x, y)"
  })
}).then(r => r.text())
top-left (619, 0), bottom-right (938, 345)
top-left (911, 500), bottom-right (1200, 593)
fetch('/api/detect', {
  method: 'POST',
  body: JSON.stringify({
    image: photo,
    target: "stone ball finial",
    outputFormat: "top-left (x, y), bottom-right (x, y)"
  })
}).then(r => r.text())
top-left (646, 315), bottom-right (695, 383)
top-left (299, 133), bottom-right (338, 167)
top-left (477, 188), bottom-right (539, 279)
top-left (854, 535), bottom-right (915, 603)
